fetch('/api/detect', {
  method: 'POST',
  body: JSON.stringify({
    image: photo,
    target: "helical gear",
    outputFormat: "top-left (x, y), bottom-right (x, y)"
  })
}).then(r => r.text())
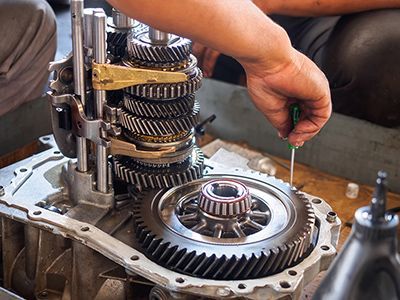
top-left (119, 103), bottom-right (200, 136)
top-left (127, 30), bottom-right (192, 63)
top-left (124, 67), bottom-right (203, 100)
top-left (123, 94), bottom-right (196, 118)
top-left (131, 170), bottom-right (316, 280)
top-left (113, 147), bottom-right (204, 189)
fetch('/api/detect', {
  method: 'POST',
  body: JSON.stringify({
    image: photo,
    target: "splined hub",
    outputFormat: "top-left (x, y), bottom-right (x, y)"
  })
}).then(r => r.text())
top-left (198, 180), bottom-right (252, 217)
top-left (132, 170), bottom-right (316, 280)
top-left (111, 25), bottom-right (204, 189)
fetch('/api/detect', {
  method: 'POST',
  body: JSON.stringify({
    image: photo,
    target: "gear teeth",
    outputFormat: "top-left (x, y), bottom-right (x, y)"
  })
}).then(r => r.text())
top-left (131, 170), bottom-right (316, 280)
top-left (124, 68), bottom-right (203, 99)
top-left (128, 31), bottom-right (192, 63)
top-left (107, 31), bottom-right (128, 58)
top-left (123, 94), bottom-right (196, 118)
top-left (113, 147), bottom-right (204, 189)
top-left (119, 104), bottom-right (199, 136)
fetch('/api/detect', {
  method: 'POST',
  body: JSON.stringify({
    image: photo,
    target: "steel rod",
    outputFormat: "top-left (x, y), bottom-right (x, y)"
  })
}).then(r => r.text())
top-left (71, 0), bottom-right (88, 172)
top-left (148, 27), bottom-right (170, 44)
top-left (93, 11), bottom-right (108, 193)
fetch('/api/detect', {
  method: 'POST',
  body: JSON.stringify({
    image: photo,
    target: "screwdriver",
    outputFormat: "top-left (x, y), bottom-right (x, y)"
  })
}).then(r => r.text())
top-left (289, 104), bottom-right (301, 186)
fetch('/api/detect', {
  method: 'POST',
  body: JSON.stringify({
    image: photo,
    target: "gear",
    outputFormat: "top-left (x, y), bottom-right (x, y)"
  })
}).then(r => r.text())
top-left (119, 104), bottom-right (200, 136)
top-left (107, 31), bottom-right (128, 58)
top-left (123, 130), bottom-right (190, 144)
top-left (127, 30), bottom-right (192, 63)
top-left (131, 170), bottom-right (316, 280)
top-left (124, 67), bottom-right (202, 100)
top-left (123, 94), bottom-right (196, 119)
top-left (113, 147), bottom-right (204, 189)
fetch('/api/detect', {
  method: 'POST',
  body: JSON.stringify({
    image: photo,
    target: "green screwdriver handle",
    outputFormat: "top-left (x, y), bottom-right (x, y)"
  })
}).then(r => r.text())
top-left (288, 103), bottom-right (301, 150)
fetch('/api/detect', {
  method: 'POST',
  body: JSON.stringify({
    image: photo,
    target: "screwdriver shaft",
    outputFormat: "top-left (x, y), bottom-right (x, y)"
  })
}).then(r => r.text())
top-left (290, 148), bottom-right (295, 186)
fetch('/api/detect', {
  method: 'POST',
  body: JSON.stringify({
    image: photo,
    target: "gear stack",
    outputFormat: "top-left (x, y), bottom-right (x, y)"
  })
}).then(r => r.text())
top-left (113, 27), bottom-right (204, 189)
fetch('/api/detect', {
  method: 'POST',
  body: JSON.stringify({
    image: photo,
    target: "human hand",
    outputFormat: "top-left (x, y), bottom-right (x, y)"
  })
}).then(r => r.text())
top-left (240, 49), bottom-right (332, 147)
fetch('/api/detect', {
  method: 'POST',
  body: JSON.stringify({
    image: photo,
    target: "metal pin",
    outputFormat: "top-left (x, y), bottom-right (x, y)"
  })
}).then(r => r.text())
top-left (71, 0), bottom-right (88, 172)
top-left (93, 11), bottom-right (108, 193)
top-left (290, 148), bottom-right (295, 186)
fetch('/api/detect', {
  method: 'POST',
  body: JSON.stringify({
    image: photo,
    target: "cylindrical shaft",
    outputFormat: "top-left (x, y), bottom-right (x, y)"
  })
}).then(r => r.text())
top-left (71, 0), bottom-right (88, 172)
top-left (112, 8), bottom-right (134, 29)
top-left (148, 27), bottom-right (171, 44)
top-left (93, 11), bottom-right (108, 193)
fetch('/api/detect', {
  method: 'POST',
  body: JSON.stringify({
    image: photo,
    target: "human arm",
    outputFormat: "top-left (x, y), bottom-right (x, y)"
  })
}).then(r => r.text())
top-left (107, 0), bottom-right (332, 146)
top-left (254, 0), bottom-right (400, 17)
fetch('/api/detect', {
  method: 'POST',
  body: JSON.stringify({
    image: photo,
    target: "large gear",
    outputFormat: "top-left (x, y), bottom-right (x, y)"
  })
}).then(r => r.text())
top-left (131, 170), bottom-right (316, 280)
top-left (119, 103), bottom-right (200, 136)
top-left (113, 147), bottom-right (204, 189)
top-left (127, 30), bottom-right (192, 63)
top-left (123, 94), bottom-right (196, 119)
top-left (124, 67), bottom-right (203, 99)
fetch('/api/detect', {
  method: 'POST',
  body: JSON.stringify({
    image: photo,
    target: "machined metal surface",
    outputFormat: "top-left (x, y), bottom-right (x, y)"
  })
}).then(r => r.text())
top-left (132, 170), bottom-right (316, 280)
top-left (128, 28), bottom-right (191, 63)
top-left (0, 136), bottom-right (341, 300)
top-left (71, 0), bottom-right (88, 172)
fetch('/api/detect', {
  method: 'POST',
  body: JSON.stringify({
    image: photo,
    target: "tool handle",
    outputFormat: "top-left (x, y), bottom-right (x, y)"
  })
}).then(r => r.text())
top-left (288, 103), bottom-right (301, 150)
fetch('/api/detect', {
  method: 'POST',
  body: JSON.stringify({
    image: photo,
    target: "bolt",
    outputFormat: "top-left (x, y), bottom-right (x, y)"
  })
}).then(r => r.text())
top-left (326, 211), bottom-right (337, 223)
top-left (0, 186), bottom-right (4, 197)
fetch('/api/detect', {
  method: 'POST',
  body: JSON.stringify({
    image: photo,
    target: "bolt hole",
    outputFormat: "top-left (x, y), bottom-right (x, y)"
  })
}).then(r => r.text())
top-left (33, 211), bottom-right (42, 216)
top-left (175, 277), bottom-right (185, 284)
top-left (43, 137), bottom-right (50, 141)
top-left (130, 255), bottom-right (139, 261)
top-left (321, 245), bottom-right (330, 251)
top-left (280, 281), bottom-right (291, 289)
top-left (20, 168), bottom-right (28, 173)
top-left (80, 226), bottom-right (90, 232)
top-left (54, 151), bottom-right (61, 155)
top-left (77, 121), bottom-right (82, 129)
top-left (238, 283), bottom-right (246, 290)
top-left (312, 198), bottom-right (322, 204)
top-left (288, 270), bottom-right (297, 276)
top-left (328, 211), bottom-right (337, 217)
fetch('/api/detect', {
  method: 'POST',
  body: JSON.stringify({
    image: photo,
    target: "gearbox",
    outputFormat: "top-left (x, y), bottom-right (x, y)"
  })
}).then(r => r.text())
top-left (0, 2), bottom-right (340, 299)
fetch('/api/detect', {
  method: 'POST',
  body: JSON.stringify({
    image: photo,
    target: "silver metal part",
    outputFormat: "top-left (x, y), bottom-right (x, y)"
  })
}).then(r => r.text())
top-left (112, 8), bottom-right (135, 29)
top-left (149, 27), bottom-right (171, 44)
top-left (71, 0), bottom-right (88, 172)
top-left (93, 11), bottom-right (108, 193)
top-left (0, 137), bottom-right (340, 300)
top-left (127, 29), bottom-right (191, 63)
top-left (198, 179), bottom-right (252, 217)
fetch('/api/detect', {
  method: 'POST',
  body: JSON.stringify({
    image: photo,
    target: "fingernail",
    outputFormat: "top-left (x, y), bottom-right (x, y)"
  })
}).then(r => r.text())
top-left (294, 141), bottom-right (304, 147)
top-left (278, 132), bottom-right (288, 140)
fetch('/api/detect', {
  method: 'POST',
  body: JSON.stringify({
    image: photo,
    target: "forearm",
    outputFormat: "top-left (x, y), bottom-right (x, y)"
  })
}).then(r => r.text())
top-left (107, 0), bottom-right (294, 70)
top-left (255, 0), bottom-right (400, 16)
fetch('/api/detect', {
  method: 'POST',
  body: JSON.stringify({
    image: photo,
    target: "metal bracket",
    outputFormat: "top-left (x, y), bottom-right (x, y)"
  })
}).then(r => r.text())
top-left (109, 138), bottom-right (174, 159)
top-left (49, 54), bottom-right (74, 95)
top-left (50, 93), bottom-right (111, 147)
top-left (92, 63), bottom-right (188, 90)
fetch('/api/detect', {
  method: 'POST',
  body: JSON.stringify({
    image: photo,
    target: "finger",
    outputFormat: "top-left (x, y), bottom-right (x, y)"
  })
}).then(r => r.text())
top-left (287, 100), bottom-right (331, 145)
